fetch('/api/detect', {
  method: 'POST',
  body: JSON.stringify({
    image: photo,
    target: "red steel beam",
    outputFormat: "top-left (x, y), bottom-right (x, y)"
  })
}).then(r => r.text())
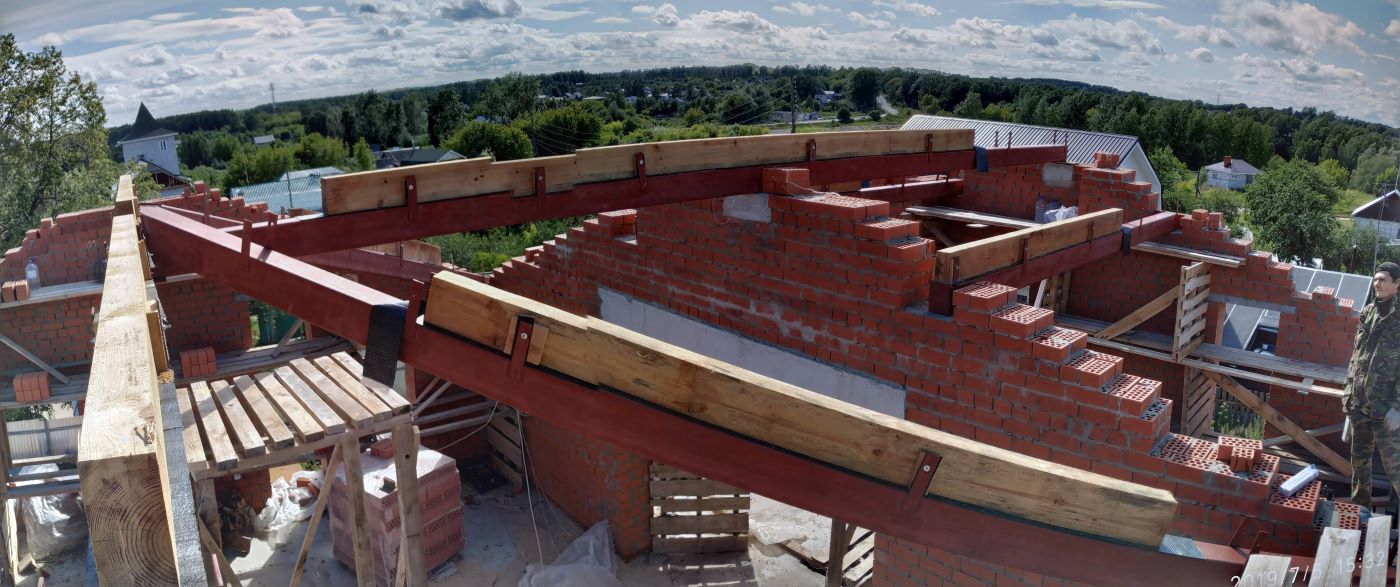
top-left (927, 211), bottom-right (1180, 314)
top-left (228, 146), bottom-right (1062, 257)
top-left (141, 205), bottom-right (1241, 585)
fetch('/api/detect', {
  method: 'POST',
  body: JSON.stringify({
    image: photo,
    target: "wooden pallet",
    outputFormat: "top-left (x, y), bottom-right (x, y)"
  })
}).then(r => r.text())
top-left (487, 407), bottom-right (525, 492)
top-left (1181, 367), bottom-right (1216, 437)
top-left (649, 463), bottom-right (751, 555)
top-left (1172, 261), bottom-right (1210, 362)
top-left (840, 528), bottom-right (875, 587)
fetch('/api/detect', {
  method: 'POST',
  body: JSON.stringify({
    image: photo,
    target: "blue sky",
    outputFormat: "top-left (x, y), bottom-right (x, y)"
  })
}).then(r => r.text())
top-left (3, 0), bottom-right (1398, 127)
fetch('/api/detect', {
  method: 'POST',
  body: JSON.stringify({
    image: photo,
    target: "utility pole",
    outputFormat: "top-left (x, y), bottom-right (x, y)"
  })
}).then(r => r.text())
top-left (790, 77), bottom-right (797, 134)
top-left (270, 82), bottom-right (277, 113)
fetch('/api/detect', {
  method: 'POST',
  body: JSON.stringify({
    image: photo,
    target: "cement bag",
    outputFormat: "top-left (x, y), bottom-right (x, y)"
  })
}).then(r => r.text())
top-left (254, 471), bottom-right (319, 545)
top-left (518, 520), bottom-right (623, 587)
top-left (18, 464), bottom-right (86, 562)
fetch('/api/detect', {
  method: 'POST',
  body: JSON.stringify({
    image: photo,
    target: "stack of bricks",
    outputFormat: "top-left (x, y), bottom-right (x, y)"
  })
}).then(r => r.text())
top-left (596, 209), bottom-right (638, 237)
top-left (156, 279), bottom-right (254, 353)
top-left (157, 181), bottom-right (272, 222)
top-left (1275, 285), bottom-right (1360, 366)
top-left (0, 296), bottom-right (98, 373)
top-left (0, 280), bottom-right (30, 303)
top-left (329, 446), bottom-right (464, 586)
top-left (1075, 164), bottom-right (1158, 221)
top-left (1158, 209), bottom-right (1252, 257)
top-left (12, 372), bottom-right (49, 403)
top-left (178, 347), bottom-right (217, 379)
top-left (1267, 472), bottom-right (1323, 528)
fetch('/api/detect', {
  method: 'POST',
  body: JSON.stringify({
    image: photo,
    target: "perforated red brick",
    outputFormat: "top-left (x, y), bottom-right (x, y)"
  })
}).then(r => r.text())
top-left (951, 281), bottom-right (1018, 312)
top-left (988, 304), bottom-right (1055, 338)
top-left (1268, 474), bottom-right (1322, 526)
top-left (854, 217), bottom-right (920, 241)
top-left (1218, 435), bottom-right (1263, 452)
top-left (1059, 350), bottom-right (1123, 388)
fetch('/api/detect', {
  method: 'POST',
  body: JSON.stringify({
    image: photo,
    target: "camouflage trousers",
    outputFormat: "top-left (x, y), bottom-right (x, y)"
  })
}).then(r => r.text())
top-left (1351, 417), bottom-right (1400, 507)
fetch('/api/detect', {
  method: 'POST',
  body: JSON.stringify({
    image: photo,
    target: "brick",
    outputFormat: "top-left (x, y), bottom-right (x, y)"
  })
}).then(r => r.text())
top-left (855, 217), bottom-right (920, 241)
top-left (763, 168), bottom-right (811, 195)
top-left (12, 372), bottom-right (49, 403)
top-left (1027, 326), bottom-right (1087, 364)
top-left (988, 304), bottom-right (1055, 339)
top-left (1059, 350), bottom-right (1123, 388)
top-left (951, 281), bottom-right (1018, 313)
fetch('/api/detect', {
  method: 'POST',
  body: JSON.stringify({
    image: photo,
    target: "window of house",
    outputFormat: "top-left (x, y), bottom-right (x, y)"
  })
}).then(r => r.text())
top-left (160, 140), bottom-right (167, 151)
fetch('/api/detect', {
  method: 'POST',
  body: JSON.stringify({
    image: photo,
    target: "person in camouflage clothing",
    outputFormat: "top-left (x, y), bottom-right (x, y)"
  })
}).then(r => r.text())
top-left (1348, 262), bottom-right (1400, 509)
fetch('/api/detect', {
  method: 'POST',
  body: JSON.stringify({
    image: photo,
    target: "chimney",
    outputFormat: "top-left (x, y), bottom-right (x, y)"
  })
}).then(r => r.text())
top-left (1223, 156), bottom-right (1232, 168)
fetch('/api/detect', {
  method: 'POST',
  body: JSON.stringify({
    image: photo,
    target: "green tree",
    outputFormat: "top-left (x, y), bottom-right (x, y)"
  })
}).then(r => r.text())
top-left (427, 89), bottom-right (467, 147)
top-left (849, 68), bottom-right (880, 109)
top-left (682, 107), bottom-right (707, 126)
top-left (480, 72), bottom-right (541, 122)
top-left (1316, 159), bottom-right (1350, 191)
top-left (952, 92), bottom-right (983, 119)
top-left (351, 138), bottom-right (375, 171)
top-left (209, 133), bottom-right (241, 164)
top-left (523, 106), bottom-right (602, 156)
top-left (1245, 161), bottom-right (1339, 265)
top-left (1352, 148), bottom-right (1399, 194)
top-left (178, 133), bottom-right (212, 169)
top-left (295, 133), bottom-right (348, 168)
top-left (868, 110), bottom-right (882, 122)
top-left (0, 34), bottom-right (112, 249)
top-left (223, 145), bottom-right (297, 188)
top-left (717, 92), bottom-right (760, 125)
top-left (445, 121), bottom-right (533, 161)
top-left (837, 107), bottom-right (852, 124)
top-left (1148, 146), bottom-right (1193, 210)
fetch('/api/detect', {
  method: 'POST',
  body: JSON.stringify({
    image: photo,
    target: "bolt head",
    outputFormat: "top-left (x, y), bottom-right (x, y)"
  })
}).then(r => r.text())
top-left (520, 332), bottom-right (529, 339)
top-left (922, 464), bottom-right (931, 472)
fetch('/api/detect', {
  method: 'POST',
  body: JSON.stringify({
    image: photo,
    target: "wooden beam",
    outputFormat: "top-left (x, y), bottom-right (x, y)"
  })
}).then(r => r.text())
top-left (392, 424), bottom-right (426, 587)
top-left (77, 176), bottom-right (186, 586)
top-left (424, 273), bottom-right (1177, 547)
top-left (1132, 241), bottom-right (1244, 268)
top-left (321, 130), bottom-right (975, 215)
top-left (341, 439), bottom-right (375, 587)
top-left (0, 333), bottom-right (70, 384)
top-left (934, 209), bottom-right (1123, 281)
top-left (826, 519), bottom-right (851, 587)
top-left (1262, 422), bottom-right (1345, 448)
top-left (1203, 371), bottom-right (1351, 476)
top-left (1096, 285), bottom-right (1180, 340)
top-left (905, 205), bottom-right (1037, 230)
top-left (290, 444), bottom-right (341, 587)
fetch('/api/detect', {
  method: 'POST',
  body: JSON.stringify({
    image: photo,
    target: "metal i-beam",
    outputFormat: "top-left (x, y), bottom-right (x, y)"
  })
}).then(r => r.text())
top-left (139, 202), bottom-right (1242, 586)
top-left (226, 146), bottom-right (1064, 257)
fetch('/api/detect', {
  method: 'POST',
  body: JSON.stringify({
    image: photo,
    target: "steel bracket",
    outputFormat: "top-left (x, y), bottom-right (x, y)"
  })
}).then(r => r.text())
top-left (404, 175), bottom-right (418, 220)
top-left (900, 451), bottom-right (943, 513)
top-left (534, 167), bottom-right (547, 198)
top-left (806, 139), bottom-right (817, 163)
top-left (507, 316), bottom-right (536, 381)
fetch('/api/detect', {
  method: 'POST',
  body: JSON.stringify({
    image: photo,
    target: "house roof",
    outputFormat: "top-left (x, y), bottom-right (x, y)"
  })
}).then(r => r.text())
top-left (1203, 158), bottom-right (1260, 174)
top-left (253, 135), bottom-right (276, 145)
top-left (1351, 190), bottom-right (1400, 220)
top-left (229, 176), bottom-right (326, 212)
top-left (118, 103), bottom-right (177, 144)
top-left (1221, 264), bottom-right (1370, 350)
top-left (378, 148), bottom-right (465, 165)
top-left (278, 166), bottom-right (344, 182)
top-left (900, 115), bottom-right (1141, 166)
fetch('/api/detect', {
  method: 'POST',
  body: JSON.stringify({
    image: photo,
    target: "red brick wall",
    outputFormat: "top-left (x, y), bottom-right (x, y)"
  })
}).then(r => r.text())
top-left (158, 278), bottom-right (252, 354)
top-left (876, 534), bottom-right (1092, 587)
top-left (0, 294), bottom-right (100, 373)
top-left (1, 208), bottom-right (114, 286)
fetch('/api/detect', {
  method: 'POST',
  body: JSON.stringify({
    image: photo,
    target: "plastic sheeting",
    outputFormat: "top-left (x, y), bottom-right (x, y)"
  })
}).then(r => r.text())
top-left (254, 470), bottom-right (321, 545)
top-left (17, 464), bottom-right (85, 562)
top-left (518, 520), bottom-right (623, 587)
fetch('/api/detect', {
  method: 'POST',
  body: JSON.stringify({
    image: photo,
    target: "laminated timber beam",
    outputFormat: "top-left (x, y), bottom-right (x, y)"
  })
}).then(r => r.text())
top-left (225, 135), bottom-right (1066, 257)
top-left (928, 210), bottom-right (1180, 314)
top-left (137, 202), bottom-right (1248, 586)
top-left (78, 177), bottom-right (203, 586)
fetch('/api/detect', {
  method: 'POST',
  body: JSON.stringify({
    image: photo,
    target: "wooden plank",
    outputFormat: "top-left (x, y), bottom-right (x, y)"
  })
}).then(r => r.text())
top-left (231, 375), bottom-right (295, 450)
top-left (1239, 554), bottom-right (1293, 587)
top-left (827, 519), bottom-right (851, 587)
top-left (1182, 273), bottom-right (1211, 294)
top-left (188, 382), bottom-right (238, 471)
top-left (1097, 285), bottom-right (1179, 340)
top-left (290, 445), bottom-right (341, 587)
top-left (490, 454), bottom-right (523, 489)
top-left (426, 273), bottom-right (1178, 547)
top-left (289, 359), bottom-right (374, 428)
top-left (4, 499), bottom-right (17, 587)
top-left (209, 380), bottom-right (267, 457)
top-left (653, 513), bottom-right (748, 537)
top-left (192, 414), bottom-right (408, 481)
top-left (1308, 527), bottom-right (1361, 587)
top-left (650, 463), bottom-right (704, 479)
top-left (328, 352), bottom-right (410, 413)
top-left (1182, 260), bottom-right (1212, 280)
top-left (933, 209), bottom-right (1123, 281)
top-left (322, 130), bottom-right (974, 215)
top-left (1360, 515), bottom-right (1391, 587)
top-left (0, 333), bottom-right (70, 384)
top-left (487, 426), bottom-right (524, 466)
top-left (651, 535), bottom-right (748, 555)
top-left (1132, 241), bottom-right (1244, 268)
top-left (274, 366), bottom-right (348, 435)
top-left (1205, 372), bottom-right (1352, 476)
top-left (341, 439), bottom-right (376, 587)
top-left (651, 497), bottom-right (751, 514)
top-left (76, 180), bottom-right (184, 586)
top-left (391, 425), bottom-right (426, 587)
top-left (145, 300), bottom-right (167, 373)
top-left (253, 371), bottom-right (324, 442)
top-left (651, 479), bottom-right (744, 497)
top-left (154, 380), bottom-right (207, 586)
top-left (197, 517), bottom-right (241, 587)
top-left (310, 356), bottom-right (390, 421)
top-left (175, 387), bottom-right (208, 472)
top-left (904, 206), bottom-right (1036, 229)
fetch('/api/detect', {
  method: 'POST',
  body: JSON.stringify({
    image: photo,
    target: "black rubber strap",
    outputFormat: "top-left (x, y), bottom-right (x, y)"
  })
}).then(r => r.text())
top-left (974, 146), bottom-right (988, 172)
top-left (364, 302), bottom-right (408, 386)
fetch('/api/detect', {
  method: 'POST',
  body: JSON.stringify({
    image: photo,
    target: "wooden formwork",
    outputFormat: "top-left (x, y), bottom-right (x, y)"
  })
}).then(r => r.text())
top-left (487, 407), bottom-right (525, 492)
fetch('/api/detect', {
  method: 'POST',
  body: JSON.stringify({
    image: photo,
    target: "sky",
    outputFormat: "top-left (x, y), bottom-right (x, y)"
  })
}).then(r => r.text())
top-left (3, 0), bottom-right (1398, 128)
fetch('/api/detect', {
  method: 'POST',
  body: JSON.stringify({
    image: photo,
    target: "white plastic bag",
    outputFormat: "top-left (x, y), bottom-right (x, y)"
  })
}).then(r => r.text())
top-left (18, 464), bottom-right (85, 561)
top-left (254, 471), bottom-right (321, 544)
top-left (518, 520), bottom-right (623, 587)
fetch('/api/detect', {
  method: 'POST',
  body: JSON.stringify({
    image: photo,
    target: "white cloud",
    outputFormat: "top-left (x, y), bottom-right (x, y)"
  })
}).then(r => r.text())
top-left (949, 17), bottom-right (1058, 49)
top-left (1232, 53), bottom-right (1365, 86)
top-left (134, 63), bottom-right (202, 88)
top-left (1387, 20), bottom-right (1400, 42)
top-left (594, 16), bottom-right (629, 23)
top-left (1013, 0), bottom-right (1163, 8)
top-left (847, 11), bottom-right (891, 29)
top-left (687, 10), bottom-right (781, 34)
top-left (773, 1), bottom-right (827, 16)
top-left (127, 45), bottom-right (175, 67)
top-left (872, 0), bottom-right (939, 17)
top-left (1029, 38), bottom-right (1101, 61)
top-left (436, 0), bottom-right (523, 20)
top-left (1047, 15), bottom-right (1164, 54)
top-left (346, 0), bottom-right (420, 24)
top-left (653, 3), bottom-right (679, 26)
top-left (1141, 15), bottom-right (1236, 47)
top-left (1188, 47), bottom-right (1214, 62)
top-left (148, 12), bottom-right (195, 22)
top-left (1215, 0), bottom-right (1363, 55)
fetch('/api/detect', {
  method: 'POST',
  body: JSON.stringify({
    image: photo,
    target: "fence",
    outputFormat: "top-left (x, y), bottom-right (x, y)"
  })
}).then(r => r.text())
top-left (6, 415), bottom-right (80, 460)
top-left (1213, 386), bottom-right (1266, 440)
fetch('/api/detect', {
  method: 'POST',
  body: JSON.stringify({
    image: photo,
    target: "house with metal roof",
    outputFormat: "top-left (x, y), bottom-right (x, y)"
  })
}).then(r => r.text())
top-left (1202, 156), bottom-right (1259, 190)
top-left (278, 167), bottom-right (344, 182)
top-left (900, 115), bottom-right (1161, 197)
top-left (229, 175), bottom-right (328, 214)
top-left (1351, 190), bottom-right (1400, 244)
top-left (375, 147), bottom-right (465, 169)
top-left (1221, 265), bottom-right (1370, 352)
top-left (117, 103), bottom-right (182, 185)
